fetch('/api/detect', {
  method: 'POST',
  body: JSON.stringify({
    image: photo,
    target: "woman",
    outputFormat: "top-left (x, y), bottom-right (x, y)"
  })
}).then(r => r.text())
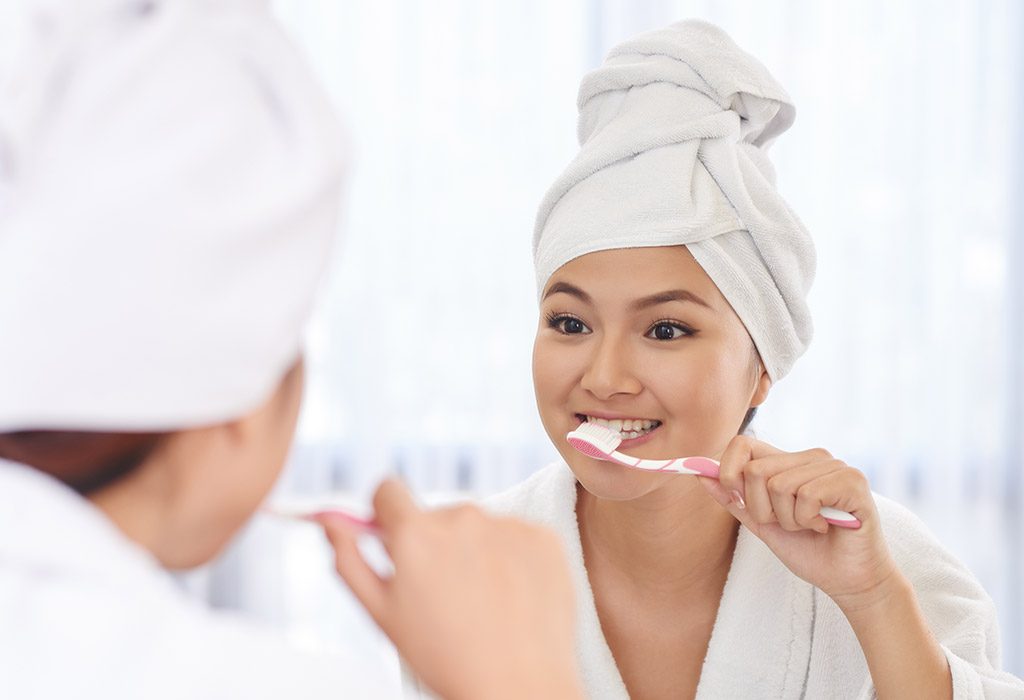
top-left (0, 2), bottom-right (583, 699)
top-left (488, 20), bottom-right (1024, 699)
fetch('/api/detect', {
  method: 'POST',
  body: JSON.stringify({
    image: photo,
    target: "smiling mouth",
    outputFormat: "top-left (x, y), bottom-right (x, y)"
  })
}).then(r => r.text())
top-left (574, 414), bottom-right (662, 441)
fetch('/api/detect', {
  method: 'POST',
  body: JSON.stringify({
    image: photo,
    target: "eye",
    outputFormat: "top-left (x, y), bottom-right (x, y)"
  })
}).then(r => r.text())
top-left (646, 321), bottom-right (693, 341)
top-left (546, 313), bottom-right (591, 335)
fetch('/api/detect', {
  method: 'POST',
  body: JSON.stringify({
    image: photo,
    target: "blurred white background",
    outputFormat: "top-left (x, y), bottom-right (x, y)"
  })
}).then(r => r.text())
top-left (4, 0), bottom-right (1020, 691)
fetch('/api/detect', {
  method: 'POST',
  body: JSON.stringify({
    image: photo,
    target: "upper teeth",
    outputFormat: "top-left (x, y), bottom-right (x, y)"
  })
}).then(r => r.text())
top-left (584, 416), bottom-right (660, 437)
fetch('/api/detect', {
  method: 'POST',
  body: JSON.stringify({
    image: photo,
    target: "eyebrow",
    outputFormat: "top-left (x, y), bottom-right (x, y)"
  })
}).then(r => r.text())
top-left (542, 282), bottom-right (711, 311)
top-left (542, 281), bottom-right (592, 304)
top-left (630, 289), bottom-right (712, 311)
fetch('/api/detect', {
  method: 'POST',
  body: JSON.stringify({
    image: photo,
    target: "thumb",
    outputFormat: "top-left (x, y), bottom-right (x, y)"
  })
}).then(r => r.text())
top-left (372, 478), bottom-right (420, 534)
top-left (697, 475), bottom-right (732, 506)
top-left (697, 476), bottom-right (755, 528)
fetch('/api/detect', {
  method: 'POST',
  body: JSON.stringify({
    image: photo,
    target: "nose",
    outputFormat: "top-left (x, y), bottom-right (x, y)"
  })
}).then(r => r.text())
top-left (580, 333), bottom-right (643, 400)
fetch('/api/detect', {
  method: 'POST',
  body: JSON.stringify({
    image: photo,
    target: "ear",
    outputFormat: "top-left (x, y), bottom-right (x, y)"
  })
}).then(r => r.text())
top-left (172, 360), bottom-right (305, 461)
top-left (160, 420), bottom-right (242, 467)
top-left (750, 366), bottom-right (772, 408)
top-left (163, 410), bottom-right (257, 463)
top-left (220, 411), bottom-right (259, 445)
top-left (227, 359), bottom-right (307, 444)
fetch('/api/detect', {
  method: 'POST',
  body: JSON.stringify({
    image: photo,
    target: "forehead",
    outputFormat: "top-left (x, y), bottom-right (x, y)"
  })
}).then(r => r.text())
top-left (543, 246), bottom-right (727, 308)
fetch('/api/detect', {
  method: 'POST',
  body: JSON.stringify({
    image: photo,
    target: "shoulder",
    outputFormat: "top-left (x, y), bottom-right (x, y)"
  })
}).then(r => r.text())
top-left (873, 493), bottom-right (974, 578)
top-left (0, 560), bottom-right (377, 698)
top-left (872, 493), bottom-right (1000, 641)
top-left (483, 462), bottom-right (585, 551)
top-left (484, 461), bottom-right (576, 521)
top-left (174, 608), bottom-right (385, 696)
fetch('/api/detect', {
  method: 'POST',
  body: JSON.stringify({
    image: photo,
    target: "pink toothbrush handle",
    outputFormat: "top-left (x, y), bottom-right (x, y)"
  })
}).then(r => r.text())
top-left (263, 506), bottom-right (380, 534)
top-left (305, 509), bottom-right (380, 533)
top-left (678, 458), bottom-right (861, 529)
top-left (819, 507), bottom-right (860, 529)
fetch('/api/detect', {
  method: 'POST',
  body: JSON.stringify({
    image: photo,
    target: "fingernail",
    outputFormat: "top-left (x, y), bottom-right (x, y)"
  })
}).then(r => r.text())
top-left (311, 510), bottom-right (378, 533)
top-left (730, 490), bottom-right (746, 510)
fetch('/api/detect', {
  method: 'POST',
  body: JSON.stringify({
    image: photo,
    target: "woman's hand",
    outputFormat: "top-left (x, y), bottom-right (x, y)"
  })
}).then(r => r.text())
top-left (700, 436), bottom-right (953, 699)
top-left (320, 479), bottom-right (583, 700)
top-left (698, 435), bottom-right (898, 611)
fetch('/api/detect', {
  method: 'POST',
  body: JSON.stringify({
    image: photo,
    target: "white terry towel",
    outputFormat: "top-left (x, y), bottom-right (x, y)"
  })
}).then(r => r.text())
top-left (0, 0), bottom-right (347, 432)
top-left (533, 20), bottom-right (814, 381)
top-left (487, 463), bottom-right (1024, 699)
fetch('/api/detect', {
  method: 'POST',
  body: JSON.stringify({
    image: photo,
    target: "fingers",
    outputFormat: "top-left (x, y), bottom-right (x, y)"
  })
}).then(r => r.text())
top-left (717, 434), bottom-right (785, 470)
top-left (718, 436), bottom-right (827, 493)
top-left (792, 467), bottom-right (871, 529)
top-left (372, 478), bottom-right (420, 533)
top-left (696, 475), bottom-right (732, 507)
top-left (766, 461), bottom-right (845, 533)
top-left (721, 445), bottom-right (831, 524)
top-left (714, 436), bottom-right (868, 534)
top-left (697, 475), bottom-right (759, 533)
top-left (321, 518), bottom-right (389, 630)
top-left (716, 435), bottom-right (783, 500)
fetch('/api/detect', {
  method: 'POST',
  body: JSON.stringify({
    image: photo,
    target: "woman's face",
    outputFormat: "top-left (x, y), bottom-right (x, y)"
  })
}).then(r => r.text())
top-left (216, 356), bottom-right (307, 526)
top-left (533, 246), bottom-right (770, 502)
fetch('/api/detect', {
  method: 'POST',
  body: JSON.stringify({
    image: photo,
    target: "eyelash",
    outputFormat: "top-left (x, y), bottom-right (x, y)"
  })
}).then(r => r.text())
top-left (645, 319), bottom-right (696, 341)
top-left (545, 312), bottom-right (590, 335)
top-left (545, 313), bottom-right (696, 340)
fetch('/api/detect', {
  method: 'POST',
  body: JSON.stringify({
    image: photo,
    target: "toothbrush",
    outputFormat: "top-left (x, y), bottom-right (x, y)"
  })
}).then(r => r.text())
top-left (567, 422), bottom-right (860, 529)
top-left (261, 504), bottom-right (380, 535)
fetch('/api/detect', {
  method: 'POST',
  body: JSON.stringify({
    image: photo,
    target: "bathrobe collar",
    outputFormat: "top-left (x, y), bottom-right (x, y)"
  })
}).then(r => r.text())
top-left (0, 458), bottom-right (169, 593)
top-left (488, 462), bottom-right (815, 699)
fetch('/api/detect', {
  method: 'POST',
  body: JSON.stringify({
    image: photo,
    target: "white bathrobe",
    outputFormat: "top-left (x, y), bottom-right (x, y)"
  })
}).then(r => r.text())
top-left (0, 460), bottom-right (390, 699)
top-left (486, 462), bottom-right (1024, 699)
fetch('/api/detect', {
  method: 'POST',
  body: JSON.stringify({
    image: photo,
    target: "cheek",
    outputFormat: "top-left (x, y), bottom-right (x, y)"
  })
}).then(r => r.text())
top-left (235, 420), bottom-right (297, 518)
top-left (652, 346), bottom-right (753, 440)
top-left (532, 337), bottom-right (579, 414)
top-left (259, 374), bottom-right (304, 491)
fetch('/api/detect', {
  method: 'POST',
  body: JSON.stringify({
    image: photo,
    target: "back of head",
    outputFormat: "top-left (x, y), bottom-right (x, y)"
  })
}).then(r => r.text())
top-left (0, 0), bottom-right (346, 434)
top-left (0, 0), bottom-right (347, 489)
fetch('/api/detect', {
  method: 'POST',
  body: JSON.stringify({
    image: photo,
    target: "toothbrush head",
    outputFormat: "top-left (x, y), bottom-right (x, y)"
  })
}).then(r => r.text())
top-left (566, 422), bottom-right (623, 461)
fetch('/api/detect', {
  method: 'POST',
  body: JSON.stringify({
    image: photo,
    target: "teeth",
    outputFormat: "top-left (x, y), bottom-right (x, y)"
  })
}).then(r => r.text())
top-left (584, 415), bottom-right (661, 438)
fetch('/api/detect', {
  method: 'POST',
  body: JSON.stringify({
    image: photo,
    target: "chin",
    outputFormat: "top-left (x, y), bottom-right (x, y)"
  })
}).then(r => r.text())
top-left (163, 551), bottom-right (213, 572)
top-left (562, 449), bottom-right (673, 502)
top-left (162, 537), bottom-right (229, 571)
top-left (165, 513), bottom-right (250, 571)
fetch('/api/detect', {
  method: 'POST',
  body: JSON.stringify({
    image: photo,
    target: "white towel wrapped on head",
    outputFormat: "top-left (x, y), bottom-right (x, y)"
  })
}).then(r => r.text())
top-left (0, 0), bottom-right (347, 432)
top-left (533, 19), bottom-right (814, 381)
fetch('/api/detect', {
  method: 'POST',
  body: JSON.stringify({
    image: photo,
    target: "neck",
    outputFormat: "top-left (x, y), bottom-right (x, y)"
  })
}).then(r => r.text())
top-left (576, 479), bottom-right (738, 597)
top-left (87, 456), bottom-right (179, 567)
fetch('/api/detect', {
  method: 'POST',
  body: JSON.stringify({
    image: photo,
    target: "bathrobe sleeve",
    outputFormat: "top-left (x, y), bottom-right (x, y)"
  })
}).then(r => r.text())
top-left (868, 497), bottom-right (1024, 699)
